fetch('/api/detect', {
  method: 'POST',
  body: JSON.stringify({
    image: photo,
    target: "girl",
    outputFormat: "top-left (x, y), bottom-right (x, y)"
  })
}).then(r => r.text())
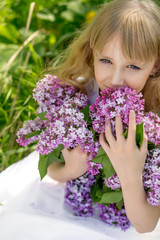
top-left (47, 0), bottom-right (160, 234)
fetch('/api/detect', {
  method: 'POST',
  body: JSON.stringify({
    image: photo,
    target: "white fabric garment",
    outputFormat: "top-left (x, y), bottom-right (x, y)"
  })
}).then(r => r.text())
top-left (0, 151), bottom-right (160, 240)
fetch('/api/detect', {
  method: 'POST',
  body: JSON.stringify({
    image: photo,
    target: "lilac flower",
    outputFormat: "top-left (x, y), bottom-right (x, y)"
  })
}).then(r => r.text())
top-left (89, 86), bottom-right (145, 133)
top-left (104, 174), bottom-right (121, 190)
top-left (36, 97), bottom-right (98, 156)
top-left (65, 173), bottom-right (96, 217)
top-left (143, 112), bottom-right (160, 145)
top-left (103, 148), bottom-right (160, 206)
top-left (33, 75), bottom-right (78, 113)
top-left (143, 148), bottom-right (160, 205)
top-left (96, 204), bottom-right (130, 231)
top-left (16, 117), bottom-right (45, 146)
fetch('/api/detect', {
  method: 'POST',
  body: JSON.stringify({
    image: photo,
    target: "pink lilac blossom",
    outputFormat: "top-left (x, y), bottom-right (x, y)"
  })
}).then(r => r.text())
top-left (33, 74), bottom-right (78, 113)
top-left (89, 86), bottom-right (145, 134)
top-left (87, 86), bottom-right (145, 176)
top-left (143, 112), bottom-right (160, 145)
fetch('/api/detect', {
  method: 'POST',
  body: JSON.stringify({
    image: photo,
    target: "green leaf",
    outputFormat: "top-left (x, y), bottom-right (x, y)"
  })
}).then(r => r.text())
top-left (80, 105), bottom-right (92, 123)
top-left (102, 154), bottom-right (115, 179)
top-left (136, 123), bottom-right (143, 148)
top-left (25, 130), bottom-right (42, 139)
top-left (0, 24), bottom-right (19, 44)
top-left (148, 141), bottom-right (156, 150)
top-left (99, 191), bottom-right (123, 204)
top-left (124, 123), bottom-right (144, 148)
top-left (38, 144), bottom-right (65, 180)
top-left (37, 112), bottom-right (47, 120)
top-left (38, 154), bottom-right (49, 180)
top-left (90, 173), bottom-right (103, 203)
top-left (116, 199), bottom-right (124, 210)
top-left (91, 146), bottom-right (106, 163)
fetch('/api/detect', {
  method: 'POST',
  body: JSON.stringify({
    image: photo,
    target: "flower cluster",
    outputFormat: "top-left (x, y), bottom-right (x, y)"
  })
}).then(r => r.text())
top-left (65, 173), bottom-right (96, 217)
top-left (65, 173), bottom-right (130, 231)
top-left (89, 86), bottom-right (145, 134)
top-left (36, 95), bottom-right (98, 156)
top-left (17, 75), bottom-right (99, 160)
top-left (143, 148), bottom-right (160, 205)
top-left (96, 204), bottom-right (130, 231)
top-left (16, 117), bottom-right (45, 147)
top-left (33, 75), bottom-right (77, 113)
top-left (104, 148), bottom-right (160, 205)
top-left (144, 112), bottom-right (160, 146)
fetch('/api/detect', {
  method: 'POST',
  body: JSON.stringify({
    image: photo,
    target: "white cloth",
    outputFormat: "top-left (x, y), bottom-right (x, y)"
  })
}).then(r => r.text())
top-left (0, 151), bottom-right (160, 240)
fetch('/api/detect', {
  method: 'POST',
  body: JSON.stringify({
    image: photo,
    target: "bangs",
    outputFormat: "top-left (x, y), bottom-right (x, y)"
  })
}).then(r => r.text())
top-left (120, 11), bottom-right (159, 62)
top-left (89, 3), bottom-right (159, 63)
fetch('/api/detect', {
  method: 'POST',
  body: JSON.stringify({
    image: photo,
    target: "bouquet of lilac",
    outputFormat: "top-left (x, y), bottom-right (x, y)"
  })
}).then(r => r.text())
top-left (17, 75), bottom-right (99, 179)
top-left (17, 75), bottom-right (160, 231)
top-left (87, 87), bottom-right (160, 208)
top-left (65, 86), bottom-right (160, 231)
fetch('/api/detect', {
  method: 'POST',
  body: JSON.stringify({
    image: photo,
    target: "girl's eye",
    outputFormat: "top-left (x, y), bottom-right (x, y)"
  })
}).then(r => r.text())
top-left (128, 65), bottom-right (141, 70)
top-left (100, 59), bottom-right (112, 64)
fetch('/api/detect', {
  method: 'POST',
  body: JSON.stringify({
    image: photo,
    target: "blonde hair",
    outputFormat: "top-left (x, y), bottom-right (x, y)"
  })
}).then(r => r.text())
top-left (53, 0), bottom-right (160, 114)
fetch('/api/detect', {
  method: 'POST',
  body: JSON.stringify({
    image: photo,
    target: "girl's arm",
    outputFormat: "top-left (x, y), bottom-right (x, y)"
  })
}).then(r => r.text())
top-left (47, 145), bottom-right (88, 183)
top-left (100, 110), bottom-right (160, 233)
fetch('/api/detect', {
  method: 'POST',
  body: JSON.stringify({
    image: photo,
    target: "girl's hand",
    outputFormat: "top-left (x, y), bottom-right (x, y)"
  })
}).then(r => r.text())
top-left (62, 145), bottom-right (88, 180)
top-left (100, 110), bottom-right (148, 186)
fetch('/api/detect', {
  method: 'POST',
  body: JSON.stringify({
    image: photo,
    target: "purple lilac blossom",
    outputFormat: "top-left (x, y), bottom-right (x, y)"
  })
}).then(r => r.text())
top-left (16, 117), bottom-right (45, 146)
top-left (104, 148), bottom-right (160, 206)
top-left (65, 173), bottom-right (96, 217)
top-left (143, 148), bottom-right (160, 205)
top-left (96, 204), bottom-right (130, 231)
top-left (36, 96), bottom-right (99, 157)
top-left (104, 174), bottom-right (121, 190)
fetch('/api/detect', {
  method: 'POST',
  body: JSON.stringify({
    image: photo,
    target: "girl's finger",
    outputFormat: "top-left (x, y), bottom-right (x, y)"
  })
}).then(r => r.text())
top-left (115, 115), bottom-right (124, 141)
top-left (127, 110), bottom-right (137, 146)
top-left (99, 133), bottom-right (110, 152)
top-left (104, 120), bottom-right (115, 145)
top-left (140, 125), bottom-right (148, 154)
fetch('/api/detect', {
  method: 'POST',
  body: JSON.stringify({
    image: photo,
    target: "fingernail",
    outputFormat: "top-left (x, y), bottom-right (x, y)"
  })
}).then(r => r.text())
top-left (130, 110), bottom-right (135, 116)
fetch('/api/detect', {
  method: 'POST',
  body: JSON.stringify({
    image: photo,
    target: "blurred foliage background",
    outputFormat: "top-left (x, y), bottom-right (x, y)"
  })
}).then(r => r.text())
top-left (0, 0), bottom-right (160, 171)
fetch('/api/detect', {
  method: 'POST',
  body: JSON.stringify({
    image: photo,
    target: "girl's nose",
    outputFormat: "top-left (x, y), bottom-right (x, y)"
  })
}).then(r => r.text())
top-left (110, 69), bottom-right (124, 88)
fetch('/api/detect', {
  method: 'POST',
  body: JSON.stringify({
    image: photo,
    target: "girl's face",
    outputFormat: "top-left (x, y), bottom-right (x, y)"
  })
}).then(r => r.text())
top-left (93, 36), bottom-right (156, 93)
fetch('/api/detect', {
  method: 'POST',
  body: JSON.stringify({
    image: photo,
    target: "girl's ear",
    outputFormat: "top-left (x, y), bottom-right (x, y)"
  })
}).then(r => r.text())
top-left (150, 60), bottom-right (160, 76)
